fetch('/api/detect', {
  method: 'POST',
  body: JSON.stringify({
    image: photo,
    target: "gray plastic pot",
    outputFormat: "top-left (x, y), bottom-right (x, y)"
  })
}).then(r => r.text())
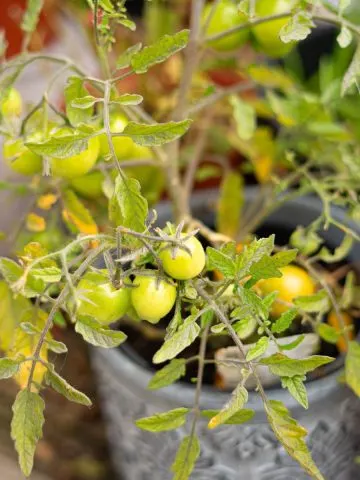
top-left (91, 189), bottom-right (360, 480)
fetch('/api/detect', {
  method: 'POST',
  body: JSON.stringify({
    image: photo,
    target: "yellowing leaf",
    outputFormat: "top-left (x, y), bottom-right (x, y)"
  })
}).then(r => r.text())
top-left (217, 171), bottom-right (244, 239)
top-left (345, 341), bottom-right (360, 397)
top-left (254, 155), bottom-right (273, 183)
top-left (62, 189), bottom-right (98, 235)
top-left (26, 213), bottom-right (46, 233)
top-left (36, 193), bottom-right (58, 211)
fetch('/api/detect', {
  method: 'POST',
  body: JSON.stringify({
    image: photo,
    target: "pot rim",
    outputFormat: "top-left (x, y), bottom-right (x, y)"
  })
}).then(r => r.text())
top-left (97, 188), bottom-right (359, 413)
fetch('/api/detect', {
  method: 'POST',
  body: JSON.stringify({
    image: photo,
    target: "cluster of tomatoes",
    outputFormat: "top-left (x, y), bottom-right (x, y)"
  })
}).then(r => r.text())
top-left (203, 0), bottom-right (296, 58)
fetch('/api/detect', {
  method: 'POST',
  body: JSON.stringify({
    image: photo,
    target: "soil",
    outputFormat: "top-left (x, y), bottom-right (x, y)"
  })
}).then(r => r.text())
top-left (0, 328), bottom-right (115, 480)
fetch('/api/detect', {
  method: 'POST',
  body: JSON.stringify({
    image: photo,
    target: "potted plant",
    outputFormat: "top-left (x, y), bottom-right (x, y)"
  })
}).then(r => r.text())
top-left (1, 1), bottom-right (360, 479)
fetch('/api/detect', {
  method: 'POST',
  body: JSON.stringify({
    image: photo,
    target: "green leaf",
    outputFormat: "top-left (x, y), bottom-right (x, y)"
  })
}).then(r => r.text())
top-left (337, 25), bottom-right (352, 48)
top-left (236, 235), bottom-right (275, 278)
top-left (121, 120), bottom-right (191, 147)
top-left (259, 353), bottom-right (334, 377)
top-left (65, 77), bottom-right (93, 127)
top-left (0, 357), bottom-right (20, 379)
top-left (345, 341), bottom-right (360, 397)
top-left (239, 287), bottom-right (269, 320)
top-left (318, 235), bottom-right (353, 263)
top-left (246, 337), bottom-right (269, 361)
top-left (30, 266), bottom-right (62, 283)
top-left (342, 44), bottom-right (360, 96)
top-left (153, 315), bottom-right (200, 364)
top-left (171, 434), bottom-right (200, 480)
top-left (75, 316), bottom-right (127, 348)
top-left (317, 324), bottom-right (341, 344)
top-left (230, 95), bottom-right (256, 140)
top-left (111, 94), bottom-right (143, 106)
top-left (136, 408), bottom-right (189, 432)
top-left (131, 30), bottom-right (189, 73)
top-left (341, 271), bottom-right (355, 309)
top-left (279, 334), bottom-right (305, 351)
top-left (249, 249), bottom-right (297, 283)
top-left (206, 247), bottom-right (235, 278)
top-left (147, 358), bottom-right (186, 390)
top-left (45, 338), bottom-right (68, 354)
top-left (11, 390), bottom-right (45, 477)
top-left (26, 131), bottom-right (91, 159)
top-left (266, 400), bottom-right (324, 479)
top-left (201, 408), bottom-right (254, 425)
top-left (21, 0), bottom-right (44, 34)
top-left (280, 11), bottom-right (315, 43)
top-left (281, 376), bottom-right (308, 409)
top-left (271, 308), bottom-right (298, 334)
top-left (116, 42), bottom-right (142, 69)
top-left (45, 369), bottom-right (92, 406)
top-left (0, 257), bottom-right (45, 298)
top-left (294, 290), bottom-right (330, 313)
top-left (71, 95), bottom-right (100, 109)
top-left (216, 171), bottom-right (244, 238)
top-left (109, 175), bottom-right (148, 242)
top-left (290, 226), bottom-right (323, 256)
top-left (208, 384), bottom-right (248, 429)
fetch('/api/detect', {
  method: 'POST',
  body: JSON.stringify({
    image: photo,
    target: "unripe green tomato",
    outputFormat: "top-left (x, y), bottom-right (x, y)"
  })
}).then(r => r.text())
top-left (1, 88), bottom-right (22, 117)
top-left (252, 0), bottom-right (296, 58)
top-left (70, 170), bottom-right (105, 199)
top-left (202, 0), bottom-right (249, 51)
top-left (99, 114), bottom-right (134, 160)
top-left (3, 132), bottom-right (43, 175)
top-left (131, 275), bottom-right (177, 324)
top-left (76, 270), bottom-right (131, 325)
top-left (159, 235), bottom-right (206, 280)
top-left (50, 128), bottom-right (100, 178)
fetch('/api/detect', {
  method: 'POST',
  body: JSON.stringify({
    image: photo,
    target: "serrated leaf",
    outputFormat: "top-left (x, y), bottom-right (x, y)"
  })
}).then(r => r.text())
top-left (148, 358), bottom-right (186, 390)
top-left (230, 95), bottom-right (256, 141)
top-left (206, 247), bottom-right (235, 278)
top-left (131, 30), bottom-right (189, 73)
top-left (136, 408), bottom-right (189, 432)
top-left (116, 42), bottom-right (142, 68)
top-left (337, 25), bottom-right (352, 48)
top-left (121, 120), bottom-right (191, 147)
top-left (236, 235), bottom-right (275, 278)
top-left (45, 369), bottom-right (91, 406)
top-left (171, 434), bottom-right (200, 480)
top-left (62, 189), bottom-right (98, 235)
top-left (11, 390), bottom-right (45, 477)
top-left (318, 235), bottom-right (353, 263)
top-left (30, 266), bottom-right (62, 283)
top-left (65, 77), bottom-right (93, 126)
top-left (0, 357), bottom-right (20, 379)
top-left (266, 400), bottom-right (324, 479)
top-left (153, 316), bottom-right (200, 364)
top-left (26, 132), bottom-right (91, 158)
top-left (317, 323), bottom-right (341, 344)
top-left (239, 287), bottom-right (269, 320)
top-left (201, 408), bottom-right (254, 424)
top-left (249, 249), bottom-right (297, 283)
top-left (279, 334), bottom-right (305, 351)
top-left (246, 337), bottom-right (269, 361)
top-left (216, 171), bottom-right (244, 239)
top-left (345, 341), bottom-right (360, 397)
top-left (342, 45), bottom-right (360, 96)
top-left (281, 376), bottom-right (308, 409)
top-left (109, 175), bottom-right (148, 243)
top-left (259, 353), bottom-right (334, 377)
top-left (294, 290), bottom-right (330, 313)
top-left (208, 384), bottom-right (248, 429)
top-left (280, 11), bottom-right (314, 43)
top-left (21, 0), bottom-right (44, 34)
top-left (75, 316), bottom-right (127, 348)
top-left (0, 258), bottom-right (45, 298)
top-left (111, 94), bottom-right (143, 106)
top-left (271, 308), bottom-right (298, 334)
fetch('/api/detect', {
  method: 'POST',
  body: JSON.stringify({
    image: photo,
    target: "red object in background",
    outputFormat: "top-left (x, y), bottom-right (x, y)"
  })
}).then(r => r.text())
top-left (0, 0), bottom-right (57, 58)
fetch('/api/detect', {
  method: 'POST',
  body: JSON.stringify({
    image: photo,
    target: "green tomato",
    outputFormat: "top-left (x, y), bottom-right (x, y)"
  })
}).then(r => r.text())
top-left (131, 275), bottom-right (177, 324)
top-left (99, 114), bottom-right (134, 161)
top-left (252, 0), bottom-right (296, 58)
top-left (70, 170), bottom-right (105, 199)
top-left (202, 0), bottom-right (249, 51)
top-left (76, 269), bottom-right (131, 325)
top-left (3, 132), bottom-right (43, 175)
top-left (159, 235), bottom-right (206, 280)
top-left (1, 88), bottom-right (22, 117)
top-left (50, 128), bottom-right (100, 178)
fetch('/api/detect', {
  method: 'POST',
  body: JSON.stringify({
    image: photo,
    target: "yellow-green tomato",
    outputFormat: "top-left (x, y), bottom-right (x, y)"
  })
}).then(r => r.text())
top-left (70, 170), bottom-right (105, 199)
top-left (202, 0), bottom-right (249, 51)
top-left (1, 88), bottom-right (22, 117)
top-left (131, 275), bottom-right (177, 324)
top-left (252, 0), bottom-right (296, 58)
top-left (50, 128), bottom-right (100, 179)
top-left (76, 270), bottom-right (130, 325)
top-left (99, 114), bottom-right (134, 160)
top-left (3, 132), bottom-right (43, 175)
top-left (159, 235), bottom-right (206, 280)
